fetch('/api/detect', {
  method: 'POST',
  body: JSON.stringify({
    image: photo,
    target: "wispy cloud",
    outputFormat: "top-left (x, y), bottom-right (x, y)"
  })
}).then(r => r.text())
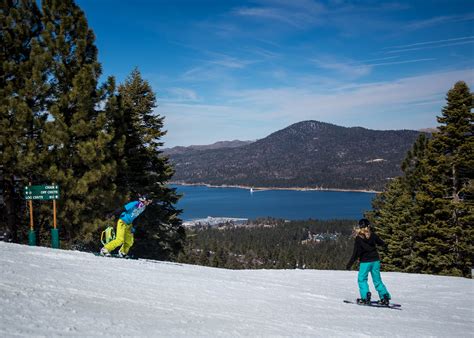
top-left (386, 40), bottom-right (474, 54)
top-left (239, 70), bottom-right (472, 135)
top-left (384, 36), bottom-right (474, 50)
top-left (208, 52), bottom-right (257, 69)
top-left (311, 56), bottom-right (435, 77)
top-left (233, 0), bottom-right (326, 28)
top-left (181, 65), bottom-right (209, 81)
top-left (226, 69), bottom-right (473, 121)
top-left (312, 57), bottom-right (372, 78)
top-left (162, 69), bottom-right (473, 146)
top-left (164, 87), bottom-right (199, 102)
top-left (180, 64), bottom-right (234, 83)
top-left (405, 13), bottom-right (474, 31)
top-left (358, 56), bottom-right (400, 63)
top-left (180, 52), bottom-right (258, 82)
top-left (235, 7), bottom-right (302, 27)
top-left (243, 46), bottom-right (281, 59)
top-left (160, 102), bottom-right (271, 147)
top-left (368, 58), bottom-right (436, 67)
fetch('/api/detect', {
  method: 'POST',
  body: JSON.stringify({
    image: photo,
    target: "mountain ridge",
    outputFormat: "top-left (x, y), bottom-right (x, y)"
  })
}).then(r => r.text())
top-left (164, 140), bottom-right (254, 155)
top-left (167, 121), bottom-right (427, 191)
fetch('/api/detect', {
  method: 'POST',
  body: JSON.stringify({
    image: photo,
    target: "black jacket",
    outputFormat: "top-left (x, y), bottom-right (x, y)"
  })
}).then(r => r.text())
top-left (346, 232), bottom-right (385, 269)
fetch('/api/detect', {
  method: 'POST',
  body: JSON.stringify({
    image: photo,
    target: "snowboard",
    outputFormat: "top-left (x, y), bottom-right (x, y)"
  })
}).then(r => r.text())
top-left (343, 300), bottom-right (402, 310)
top-left (93, 252), bottom-right (138, 260)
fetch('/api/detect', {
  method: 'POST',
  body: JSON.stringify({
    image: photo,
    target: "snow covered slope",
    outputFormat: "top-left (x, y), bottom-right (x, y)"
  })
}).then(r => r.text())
top-left (1, 242), bottom-right (472, 337)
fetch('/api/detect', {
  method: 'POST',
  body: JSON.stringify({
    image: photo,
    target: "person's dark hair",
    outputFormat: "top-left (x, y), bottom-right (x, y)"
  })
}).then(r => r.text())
top-left (138, 194), bottom-right (150, 202)
top-left (358, 218), bottom-right (370, 228)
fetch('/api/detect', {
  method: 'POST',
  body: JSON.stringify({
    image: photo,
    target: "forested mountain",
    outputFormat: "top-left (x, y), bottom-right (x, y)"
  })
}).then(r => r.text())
top-left (168, 121), bottom-right (425, 191)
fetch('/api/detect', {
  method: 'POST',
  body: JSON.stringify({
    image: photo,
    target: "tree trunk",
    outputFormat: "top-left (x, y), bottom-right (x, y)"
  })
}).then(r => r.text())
top-left (4, 175), bottom-right (19, 242)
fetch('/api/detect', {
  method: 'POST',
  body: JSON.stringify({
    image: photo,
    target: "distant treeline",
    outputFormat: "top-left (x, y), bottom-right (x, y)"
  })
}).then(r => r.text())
top-left (177, 219), bottom-right (356, 270)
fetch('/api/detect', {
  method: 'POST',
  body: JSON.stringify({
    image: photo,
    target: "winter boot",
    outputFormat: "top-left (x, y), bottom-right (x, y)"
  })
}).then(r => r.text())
top-left (357, 292), bottom-right (371, 304)
top-left (379, 294), bottom-right (390, 306)
top-left (118, 250), bottom-right (128, 259)
top-left (100, 247), bottom-right (111, 257)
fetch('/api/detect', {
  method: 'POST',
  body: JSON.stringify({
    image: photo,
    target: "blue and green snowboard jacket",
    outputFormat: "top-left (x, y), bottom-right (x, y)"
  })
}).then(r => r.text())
top-left (119, 201), bottom-right (147, 225)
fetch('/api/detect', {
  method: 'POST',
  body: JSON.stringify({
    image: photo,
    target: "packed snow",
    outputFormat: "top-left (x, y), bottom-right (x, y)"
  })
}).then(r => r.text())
top-left (0, 242), bottom-right (472, 337)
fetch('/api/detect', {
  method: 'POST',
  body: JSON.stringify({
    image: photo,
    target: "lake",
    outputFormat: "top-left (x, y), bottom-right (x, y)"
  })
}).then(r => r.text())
top-left (171, 185), bottom-right (376, 221)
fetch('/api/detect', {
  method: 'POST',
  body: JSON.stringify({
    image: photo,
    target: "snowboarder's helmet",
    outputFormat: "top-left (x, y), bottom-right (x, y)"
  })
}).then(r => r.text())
top-left (358, 218), bottom-right (370, 228)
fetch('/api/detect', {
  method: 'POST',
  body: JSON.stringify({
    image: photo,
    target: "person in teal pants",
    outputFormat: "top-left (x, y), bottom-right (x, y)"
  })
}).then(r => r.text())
top-left (346, 218), bottom-right (391, 305)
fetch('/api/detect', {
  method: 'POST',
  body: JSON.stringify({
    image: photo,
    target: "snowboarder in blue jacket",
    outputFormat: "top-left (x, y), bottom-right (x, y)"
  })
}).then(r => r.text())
top-left (346, 218), bottom-right (391, 305)
top-left (100, 195), bottom-right (152, 257)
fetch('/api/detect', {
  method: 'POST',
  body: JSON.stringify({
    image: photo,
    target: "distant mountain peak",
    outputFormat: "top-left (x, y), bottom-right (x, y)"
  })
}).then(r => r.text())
top-left (167, 120), bottom-right (423, 191)
top-left (287, 120), bottom-right (340, 130)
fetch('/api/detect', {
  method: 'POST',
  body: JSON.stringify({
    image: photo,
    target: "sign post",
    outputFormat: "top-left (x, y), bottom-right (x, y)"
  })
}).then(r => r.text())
top-left (24, 184), bottom-right (61, 248)
top-left (27, 183), bottom-right (36, 246)
top-left (51, 198), bottom-right (59, 249)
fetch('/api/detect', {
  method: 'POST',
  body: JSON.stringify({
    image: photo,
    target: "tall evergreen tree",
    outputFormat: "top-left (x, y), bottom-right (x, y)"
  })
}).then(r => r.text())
top-left (0, 0), bottom-right (49, 241)
top-left (115, 69), bottom-right (185, 260)
top-left (411, 81), bottom-right (473, 277)
top-left (40, 0), bottom-right (117, 245)
top-left (369, 135), bottom-right (429, 272)
top-left (371, 81), bottom-right (473, 278)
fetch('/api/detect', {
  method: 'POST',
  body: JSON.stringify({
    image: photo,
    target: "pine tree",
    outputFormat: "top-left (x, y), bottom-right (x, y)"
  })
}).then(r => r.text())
top-left (102, 75), bottom-right (127, 211)
top-left (40, 0), bottom-right (117, 246)
top-left (0, 0), bottom-right (49, 241)
top-left (411, 81), bottom-right (473, 277)
top-left (369, 135), bottom-right (428, 272)
top-left (371, 81), bottom-right (473, 278)
top-left (115, 69), bottom-right (185, 260)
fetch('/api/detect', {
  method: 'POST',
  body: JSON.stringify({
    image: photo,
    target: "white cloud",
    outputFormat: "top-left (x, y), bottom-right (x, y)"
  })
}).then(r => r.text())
top-left (180, 64), bottom-right (232, 83)
top-left (233, 0), bottom-right (326, 28)
top-left (227, 69), bottom-right (473, 120)
top-left (368, 58), bottom-right (436, 66)
top-left (180, 52), bottom-right (258, 82)
top-left (209, 58), bottom-right (255, 69)
top-left (312, 57), bottom-right (372, 78)
top-left (164, 88), bottom-right (199, 102)
top-left (384, 36), bottom-right (474, 50)
top-left (161, 69), bottom-right (474, 146)
top-left (311, 56), bottom-right (436, 77)
top-left (159, 102), bottom-right (275, 147)
top-left (386, 40), bottom-right (474, 54)
top-left (405, 13), bottom-right (474, 31)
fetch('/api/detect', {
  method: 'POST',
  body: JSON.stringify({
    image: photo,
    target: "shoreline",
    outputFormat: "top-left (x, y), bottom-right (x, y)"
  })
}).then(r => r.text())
top-left (169, 181), bottom-right (380, 194)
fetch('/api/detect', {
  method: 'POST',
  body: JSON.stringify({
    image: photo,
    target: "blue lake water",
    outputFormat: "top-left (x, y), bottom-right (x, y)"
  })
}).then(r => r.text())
top-left (171, 185), bottom-right (376, 221)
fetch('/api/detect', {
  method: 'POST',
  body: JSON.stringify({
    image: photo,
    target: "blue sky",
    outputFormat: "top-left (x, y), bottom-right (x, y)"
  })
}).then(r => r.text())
top-left (77, 0), bottom-right (474, 147)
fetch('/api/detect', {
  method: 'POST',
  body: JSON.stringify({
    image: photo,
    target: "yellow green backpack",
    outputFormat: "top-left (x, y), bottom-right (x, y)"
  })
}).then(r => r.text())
top-left (100, 226), bottom-right (116, 245)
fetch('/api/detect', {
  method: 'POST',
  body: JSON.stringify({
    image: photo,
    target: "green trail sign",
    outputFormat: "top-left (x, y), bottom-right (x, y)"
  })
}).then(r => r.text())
top-left (24, 185), bottom-right (60, 200)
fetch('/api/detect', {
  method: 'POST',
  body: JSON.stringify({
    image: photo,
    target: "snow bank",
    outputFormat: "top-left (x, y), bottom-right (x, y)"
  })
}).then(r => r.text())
top-left (0, 242), bottom-right (472, 337)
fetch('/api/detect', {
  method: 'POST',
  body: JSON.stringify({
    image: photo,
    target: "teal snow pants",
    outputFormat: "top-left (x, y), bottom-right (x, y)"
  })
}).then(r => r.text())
top-left (358, 260), bottom-right (391, 300)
